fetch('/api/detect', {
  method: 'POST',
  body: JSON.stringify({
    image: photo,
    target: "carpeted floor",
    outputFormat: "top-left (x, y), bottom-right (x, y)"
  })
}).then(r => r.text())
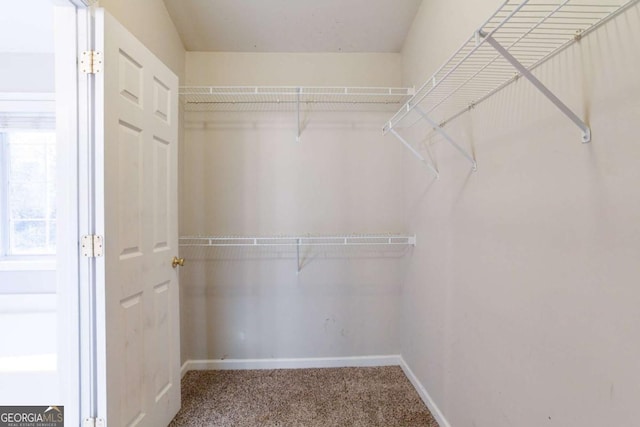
top-left (169, 366), bottom-right (439, 427)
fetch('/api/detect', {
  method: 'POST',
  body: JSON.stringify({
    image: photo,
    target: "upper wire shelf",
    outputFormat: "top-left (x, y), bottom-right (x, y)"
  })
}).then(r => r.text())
top-left (180, 86), bottom-right (415, 113)
top-left (385, 0), bottom-right (638, 177)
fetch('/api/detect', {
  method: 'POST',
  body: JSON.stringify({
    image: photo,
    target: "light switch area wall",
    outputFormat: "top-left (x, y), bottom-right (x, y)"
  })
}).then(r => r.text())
top-left (180, 53), bottom-right (406, 363)
top-left (400, 1), bottom-right (640, 426)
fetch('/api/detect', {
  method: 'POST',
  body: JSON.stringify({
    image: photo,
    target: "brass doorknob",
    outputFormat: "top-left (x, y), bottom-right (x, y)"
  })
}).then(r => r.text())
top-left (172, 256), bottom-right (185, 268)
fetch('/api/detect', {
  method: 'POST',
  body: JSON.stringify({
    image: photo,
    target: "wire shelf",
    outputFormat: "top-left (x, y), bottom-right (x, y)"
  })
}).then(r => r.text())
top-left (180, 234), bottom-right (417, 247)
top-left (385, 0), bottom-right (638, 138)
top-left (180, 86), bottom-right (415, 113)
top-left (180, 234), bottom-right (416, 273)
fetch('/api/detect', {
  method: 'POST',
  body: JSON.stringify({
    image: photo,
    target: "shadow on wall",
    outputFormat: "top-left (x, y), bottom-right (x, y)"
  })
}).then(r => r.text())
top-left (179, 244), bottom-right (413, 290)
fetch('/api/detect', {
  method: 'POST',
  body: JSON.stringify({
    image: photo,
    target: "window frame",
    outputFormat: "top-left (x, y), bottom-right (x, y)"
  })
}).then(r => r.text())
top-left (0, 94), bottom-right (56, 271)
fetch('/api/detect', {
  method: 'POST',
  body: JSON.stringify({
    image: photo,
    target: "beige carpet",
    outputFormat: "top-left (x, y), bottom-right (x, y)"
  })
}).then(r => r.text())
top-left (169, 366), bottom-right (439, 427)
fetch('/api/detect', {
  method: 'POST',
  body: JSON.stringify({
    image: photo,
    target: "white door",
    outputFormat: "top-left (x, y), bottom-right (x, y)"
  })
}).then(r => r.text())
top-left (93, 9), bottom-right (180, 427)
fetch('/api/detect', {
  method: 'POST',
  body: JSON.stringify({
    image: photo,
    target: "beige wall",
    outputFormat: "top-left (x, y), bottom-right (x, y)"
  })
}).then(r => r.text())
top-left (98, 0), bottom-right (185, 80)
top-left (400, 1), bottom-right (640, 426)
top-left (186, 52), bottom-right (402, 87)
top-left (180, 53), bottom-right (406, 362)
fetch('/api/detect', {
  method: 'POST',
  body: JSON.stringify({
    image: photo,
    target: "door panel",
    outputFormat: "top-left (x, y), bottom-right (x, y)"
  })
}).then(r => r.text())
top-left (94, 9), bottom-right (180, 427)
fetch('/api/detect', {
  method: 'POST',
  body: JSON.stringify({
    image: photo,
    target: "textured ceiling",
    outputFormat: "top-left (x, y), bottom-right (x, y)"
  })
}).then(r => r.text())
top-left (163, 0), bottom-right (423, 53)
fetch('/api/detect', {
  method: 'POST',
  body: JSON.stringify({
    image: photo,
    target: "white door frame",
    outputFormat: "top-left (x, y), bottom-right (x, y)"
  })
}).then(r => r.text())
top-left (53, 0), bottom-right (95, 425)
top-left (57, 4), bottom-right (182, 424)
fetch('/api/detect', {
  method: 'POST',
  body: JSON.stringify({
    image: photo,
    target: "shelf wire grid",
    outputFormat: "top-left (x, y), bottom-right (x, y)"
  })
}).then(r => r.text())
top-left (180, 86), bottom-right (415, 113)
top-left (385, 0), bottom-right (639, 132)
top-left (179, 234), bottom-right (417, 248)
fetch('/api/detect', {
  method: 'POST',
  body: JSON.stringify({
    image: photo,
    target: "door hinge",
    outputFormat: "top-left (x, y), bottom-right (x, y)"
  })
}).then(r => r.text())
top-left (81, 235), bottom-right (104, 258)
top-left (80, 50), bottom-right (103, 74)
top-left (83, 418), bottom-right (105, 427)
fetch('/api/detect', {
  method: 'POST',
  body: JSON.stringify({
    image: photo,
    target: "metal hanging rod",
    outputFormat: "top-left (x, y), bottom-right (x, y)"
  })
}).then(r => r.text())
top-left (384, 0), bottom-right (639, 174)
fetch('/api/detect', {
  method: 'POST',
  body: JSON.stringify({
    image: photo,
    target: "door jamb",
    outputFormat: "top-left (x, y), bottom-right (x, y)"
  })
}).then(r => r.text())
top-left (54, 1), bottom-right (95, 425)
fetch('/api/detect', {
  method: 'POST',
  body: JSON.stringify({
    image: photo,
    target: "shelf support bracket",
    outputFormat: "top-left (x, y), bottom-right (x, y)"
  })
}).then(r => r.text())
top-left (296, 87), bottom-right (301, 143)
top-left (480, 32), bottom-right (591, 143)
top-left (389, 128), bottom-right (439, 179)
top-left (296, 238), bottom-right (301, 274)
top-left (413, 106), bottom-right (478, 171)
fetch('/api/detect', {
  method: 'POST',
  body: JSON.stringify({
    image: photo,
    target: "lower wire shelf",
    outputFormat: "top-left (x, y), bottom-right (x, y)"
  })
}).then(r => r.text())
top-left (179, 234), bottom-right (417, 274)
top-left (179, 234), bottom-right (416, 247)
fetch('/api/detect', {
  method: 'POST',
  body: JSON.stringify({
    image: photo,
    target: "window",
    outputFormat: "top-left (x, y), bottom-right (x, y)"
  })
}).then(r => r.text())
top-left (0, 114), bottom-right (56, 258)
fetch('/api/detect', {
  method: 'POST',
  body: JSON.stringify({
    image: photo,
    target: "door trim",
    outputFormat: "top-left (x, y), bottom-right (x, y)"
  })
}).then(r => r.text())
top-left (54, 1), bottom-right (94, 425)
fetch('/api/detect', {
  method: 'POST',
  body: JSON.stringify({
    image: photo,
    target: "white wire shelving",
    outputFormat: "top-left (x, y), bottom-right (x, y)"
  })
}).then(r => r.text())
top-left (180, 86), bottom-right (414, 141)
top-left (179, 234), bottom-right (416, 274)
top-left (180, 86), bottom-right (414, 112)
top-left (385, 0), bottom-right (639, 178)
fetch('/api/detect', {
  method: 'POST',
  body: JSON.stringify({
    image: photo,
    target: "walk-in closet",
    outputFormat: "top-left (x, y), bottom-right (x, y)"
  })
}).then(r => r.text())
top-left (1, 0), bottom-right (638, 426)
top-left (169, 1), bottom-right (640, 425)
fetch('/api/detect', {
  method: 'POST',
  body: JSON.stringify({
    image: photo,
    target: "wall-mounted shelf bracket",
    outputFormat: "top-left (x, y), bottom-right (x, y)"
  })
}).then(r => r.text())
top-left (296, 87), bottom-right (301, 142)
top-left (388, 128), bottom-right (440, 179)
top-left (413, 106), bottom-right (478, 171)
top-left (478, 31), bottom-right (591, 143)
top-left (296, 238), bottom-right (301, 274)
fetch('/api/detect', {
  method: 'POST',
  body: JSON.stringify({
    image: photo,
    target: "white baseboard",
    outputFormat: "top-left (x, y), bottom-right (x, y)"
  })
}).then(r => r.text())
top-left (399, 357), bottom-right (451, 427)
top-left (180, 361), bottom-right (190, 379)
top-left (181, 355), bottom-right (401, 375)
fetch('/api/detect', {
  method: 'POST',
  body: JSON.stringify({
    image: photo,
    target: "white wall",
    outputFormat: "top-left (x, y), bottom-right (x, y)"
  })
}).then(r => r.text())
top-left (181, 53), bottom-right (406, 363)
top-left (0, 0), bottom-right (53, 54)
top-left (0, 53), bottom-right (55, 93)
top-left (400, 1), bottom-right (640, 426)
top-left (0, 294), bottom-right (58, 405)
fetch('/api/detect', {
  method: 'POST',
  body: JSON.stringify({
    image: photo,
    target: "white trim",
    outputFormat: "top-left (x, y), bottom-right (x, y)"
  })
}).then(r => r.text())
top-left (399, 357), bottom-right (452, 427)
top-left (0, 96), bottom-right (55, 114)
top-left (55, 2), bottom-right (84, 426)
top-left (180, 361), bottom-right (190, 379)
top-left (58, 0), bottom-right (94, 7)
top-left (0, 259), bottom-right (56, 271)
top-left (0, 93), bottom-right (55, 101)
top-left (182, 355), bottom-right (402, 373)
top-left (75, 5), bottom-right (95, 425)
top-left (92, 8), bottom-right (107, 423)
